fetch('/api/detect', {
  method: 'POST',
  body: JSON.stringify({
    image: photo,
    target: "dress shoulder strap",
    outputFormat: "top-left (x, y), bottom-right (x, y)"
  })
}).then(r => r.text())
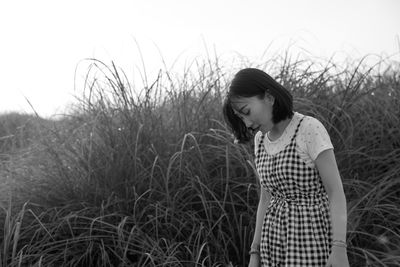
top-left (255, 132), bottom-right (265, 157)
top-left (290, 115), bottom-right (305, 142)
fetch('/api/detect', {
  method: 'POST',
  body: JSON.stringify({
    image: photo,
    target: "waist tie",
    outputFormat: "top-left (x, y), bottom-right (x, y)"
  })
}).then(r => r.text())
top-left (270, 194), bottom-right (328, 206)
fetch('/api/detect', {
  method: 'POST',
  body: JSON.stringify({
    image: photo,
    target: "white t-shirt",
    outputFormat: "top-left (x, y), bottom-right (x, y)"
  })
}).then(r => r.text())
top-left (254, 112), bottom-right (333, 169)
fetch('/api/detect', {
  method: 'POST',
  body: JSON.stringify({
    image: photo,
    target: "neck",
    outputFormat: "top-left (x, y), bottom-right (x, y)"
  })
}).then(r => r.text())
top-left (269, 116), bottom-right (292, 139)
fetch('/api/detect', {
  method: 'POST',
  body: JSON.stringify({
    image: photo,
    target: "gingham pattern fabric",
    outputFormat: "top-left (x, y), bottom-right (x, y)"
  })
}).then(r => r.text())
top-left (255, 116), bottom-right (332, 266)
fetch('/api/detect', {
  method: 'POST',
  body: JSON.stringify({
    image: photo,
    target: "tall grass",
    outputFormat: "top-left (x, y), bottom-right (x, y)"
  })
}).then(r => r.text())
top-left (0, 51), bottom-right (399, 266)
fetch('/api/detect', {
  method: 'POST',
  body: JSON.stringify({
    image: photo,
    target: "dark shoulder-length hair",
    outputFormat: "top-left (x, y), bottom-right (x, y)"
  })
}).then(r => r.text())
top-left (223, 68), bottom-right (293, 144)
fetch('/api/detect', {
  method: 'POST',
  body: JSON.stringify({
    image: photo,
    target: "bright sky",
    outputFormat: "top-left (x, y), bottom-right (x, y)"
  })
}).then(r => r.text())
top-left (1, 0), bottom-right (399, 118)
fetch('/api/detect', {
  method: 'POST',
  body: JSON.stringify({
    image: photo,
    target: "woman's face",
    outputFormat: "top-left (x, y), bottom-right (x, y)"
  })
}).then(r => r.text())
top-left (230, 94), bottom-right (274, 134)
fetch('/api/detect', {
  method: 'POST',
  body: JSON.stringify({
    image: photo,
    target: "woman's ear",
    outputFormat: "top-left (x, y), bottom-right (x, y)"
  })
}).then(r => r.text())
top-left (264, 93), bottom-right (275, 104)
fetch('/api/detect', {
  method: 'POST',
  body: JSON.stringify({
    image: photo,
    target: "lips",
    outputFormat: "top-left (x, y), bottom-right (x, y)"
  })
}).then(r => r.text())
top-left (250, 126), bottom-right (261, 133)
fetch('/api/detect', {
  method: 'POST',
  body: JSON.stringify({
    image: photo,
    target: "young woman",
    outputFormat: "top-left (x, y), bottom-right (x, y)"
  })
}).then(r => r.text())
top-left (223, 68), bottom-right (349, 266)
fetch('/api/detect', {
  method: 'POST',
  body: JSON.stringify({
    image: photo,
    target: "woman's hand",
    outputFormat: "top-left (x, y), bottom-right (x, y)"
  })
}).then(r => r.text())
top-left (325, 246), bottom-right (349, 267)
top-left (248, 253), bottom-right (260, 267)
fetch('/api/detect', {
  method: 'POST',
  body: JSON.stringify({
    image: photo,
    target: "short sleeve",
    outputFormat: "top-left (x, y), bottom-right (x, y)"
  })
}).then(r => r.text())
top-left (301, 116), bottom-right (334, 161)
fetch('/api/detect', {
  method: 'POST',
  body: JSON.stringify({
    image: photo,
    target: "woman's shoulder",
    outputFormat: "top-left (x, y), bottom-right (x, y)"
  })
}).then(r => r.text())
top-left (296, 112), bottom-right (334, 160)
top-left (298, 113), bottom-right (329, 134)
top-left (254, 130), bottom-right (263, 150)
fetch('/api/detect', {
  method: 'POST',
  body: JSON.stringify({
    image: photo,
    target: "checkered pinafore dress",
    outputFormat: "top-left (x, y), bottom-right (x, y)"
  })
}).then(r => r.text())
top-left (255, 116), bottom-right (332, 266)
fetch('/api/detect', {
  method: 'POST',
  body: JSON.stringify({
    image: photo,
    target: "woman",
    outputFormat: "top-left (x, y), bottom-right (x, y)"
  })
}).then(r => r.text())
top-left (222, 68), bottom-right (349, 266)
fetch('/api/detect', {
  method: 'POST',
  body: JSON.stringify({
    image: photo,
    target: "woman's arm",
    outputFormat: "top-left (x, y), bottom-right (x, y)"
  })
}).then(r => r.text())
top-left (248, 185), bottom-right (271, 266)
top-left (315, 149), bottom-right (347, 241)
top-left (315, 148), bottom-right (349, 266)
top-left (251, 184), bottom-right (271, 250)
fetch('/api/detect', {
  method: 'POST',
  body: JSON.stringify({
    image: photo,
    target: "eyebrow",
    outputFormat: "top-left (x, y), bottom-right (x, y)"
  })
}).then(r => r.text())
top-left (234, 104), bottom-right (248, 114)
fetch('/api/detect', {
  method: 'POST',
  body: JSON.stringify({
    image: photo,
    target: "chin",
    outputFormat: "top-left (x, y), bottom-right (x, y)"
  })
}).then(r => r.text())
top-left (260, 126), bottom-right (270, 134)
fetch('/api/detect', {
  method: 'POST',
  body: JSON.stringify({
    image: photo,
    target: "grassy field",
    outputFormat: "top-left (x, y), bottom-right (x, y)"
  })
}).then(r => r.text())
top-left (0, 53), bottom-right (399, 266)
